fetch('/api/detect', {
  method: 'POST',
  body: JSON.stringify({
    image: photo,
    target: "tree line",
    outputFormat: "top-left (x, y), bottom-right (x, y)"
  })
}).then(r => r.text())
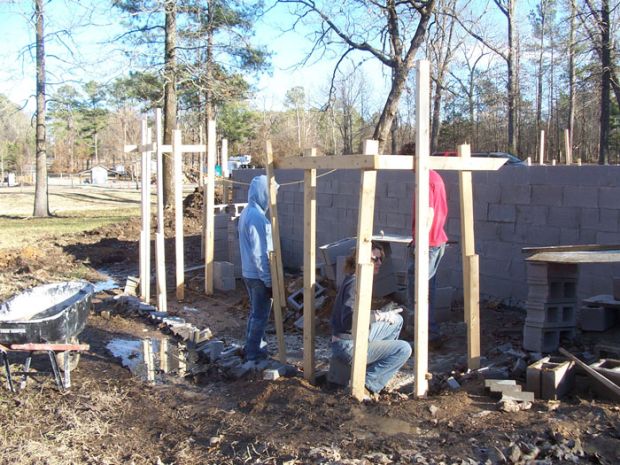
top-left (1, 0), bottom-right (618, 216)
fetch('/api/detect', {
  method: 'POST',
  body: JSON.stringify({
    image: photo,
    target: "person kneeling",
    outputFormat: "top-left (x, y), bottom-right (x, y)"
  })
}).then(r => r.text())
top-left (330, 242), bottom-right (412, 396)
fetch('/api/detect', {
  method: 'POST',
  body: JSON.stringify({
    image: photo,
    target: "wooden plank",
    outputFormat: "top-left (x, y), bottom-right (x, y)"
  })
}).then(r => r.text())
top-left (265, 141), bottom-right (287, 363)
top-left (414, 60), bottom-right (431, 398)
top-left (565, 129), bottom-right (572, 165)
top-left (350, 140), bottom-right (378, 401)
top-left (173, 130), bottom-right (185, 301)
top-left (539, 130), bottom-right (545, 165)
top-left (464, 254), bottom-right (481, 369)
top-left (303, 148), bottom-right (317, 382)
top-left (139, 119), bottom-right (151, 303)
top-left (526, 250), bottom-right (620, 264)
top-left (154, 109), bottom-right (167, 312)
top-left (221, 138), bottom-right (229, 178)
top-left (10, 343), bottom-right (89, 351)
top-left (522, 244), bottom-right (620, 253)
top-left (559, 348), bottom-right (620, 399)
top-left (458, 144), bottom-right (480, 369)
top-left (274, 154), bottom-right (506, 172)
top-left (204, 120), bottom-right (216, 295)
top-left (265, 143), bottom-right (286, 309)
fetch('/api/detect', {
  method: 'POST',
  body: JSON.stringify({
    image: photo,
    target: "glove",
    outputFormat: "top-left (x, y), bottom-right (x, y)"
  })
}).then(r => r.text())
top-left (372, 307), bottom-right (403, 325)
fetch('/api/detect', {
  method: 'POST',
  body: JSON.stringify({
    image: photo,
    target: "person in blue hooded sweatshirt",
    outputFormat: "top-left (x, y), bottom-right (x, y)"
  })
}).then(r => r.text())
top-left (238, 175), bottom-right (278, 361)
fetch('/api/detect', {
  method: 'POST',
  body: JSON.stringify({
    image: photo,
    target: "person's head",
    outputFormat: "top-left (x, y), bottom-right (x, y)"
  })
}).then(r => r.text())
top-left (343, 241), bottom-right (384, 275)
top-left (247, 174), bottom-right (278, 212)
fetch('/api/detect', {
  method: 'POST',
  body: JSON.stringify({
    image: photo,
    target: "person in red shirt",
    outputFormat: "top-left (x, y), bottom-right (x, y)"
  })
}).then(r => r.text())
top-left (407, 169), bottom-right (449, 347)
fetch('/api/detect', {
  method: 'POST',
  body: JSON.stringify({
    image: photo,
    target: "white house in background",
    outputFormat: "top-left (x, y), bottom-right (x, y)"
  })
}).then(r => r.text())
top-left (90, 166), bottom-right (109, 185)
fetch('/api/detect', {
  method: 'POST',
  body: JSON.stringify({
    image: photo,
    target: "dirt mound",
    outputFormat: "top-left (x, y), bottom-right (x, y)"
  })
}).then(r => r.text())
top-left (183, 187), bottom-right (224, 219)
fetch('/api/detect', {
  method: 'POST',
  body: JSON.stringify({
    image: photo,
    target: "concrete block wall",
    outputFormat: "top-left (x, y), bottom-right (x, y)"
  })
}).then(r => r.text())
top-left (232, 165), bottom-right (620, 306)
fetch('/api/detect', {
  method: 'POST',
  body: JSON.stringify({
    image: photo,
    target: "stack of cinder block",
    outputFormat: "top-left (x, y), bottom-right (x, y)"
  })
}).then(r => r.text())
top-left (214, 261), bottom-right (236, 291)
top-left (523, 262), bottom-right (578, 352)
top-left (526, 356), bottom-right (575, 400)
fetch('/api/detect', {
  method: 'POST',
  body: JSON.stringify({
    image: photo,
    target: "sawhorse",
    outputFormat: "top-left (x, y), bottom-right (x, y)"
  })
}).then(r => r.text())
top-left (0, 342), bottom-right (90, 392)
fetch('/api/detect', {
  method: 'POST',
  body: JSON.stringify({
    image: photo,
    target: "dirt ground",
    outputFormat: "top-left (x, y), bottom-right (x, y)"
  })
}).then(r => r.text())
top-left (0, 192), bottom-right (619, 465)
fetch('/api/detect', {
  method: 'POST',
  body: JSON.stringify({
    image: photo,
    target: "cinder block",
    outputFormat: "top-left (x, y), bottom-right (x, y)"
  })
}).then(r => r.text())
top-left (589, 359), bottom-right (620, 385)
top-left (214, 261), bottom-right (236, 291)
top-left (579, 305), bottom-right (617, 331)
top-left (525, 302), bottom-right (576, 326)
top-left (523, 323), bottom-right (576, 352)
top-left (319, 237), bottom-right (357, 281)
top-left (526, 356), bottom-right (575, 400)
top-left (327, 356), bottom-right (350, 386)
top-left (286, 282), bottom-right (326, 312)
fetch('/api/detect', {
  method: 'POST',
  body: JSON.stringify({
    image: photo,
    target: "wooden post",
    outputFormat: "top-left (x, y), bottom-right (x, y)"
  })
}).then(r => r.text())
top-left (154, 109), bottom-right (167, 312)
top-left (199, 126), bottom-right (205, 188)
top-left (350, 139), bottom-right (379, 401)
top-left (265, 141), bottom-right (287, 363)
top-left (173, 129), bottom-right (184, 301)
top-left (143, 338), bottom-right (155, 383)
top-left (221, 138), bottom-right (229, 178)
top-left (204, 120), bottom-right (216, 295)
top-left (140, 118), bottom-right (151, 303)
top-left (564, 129), bottom-right (572, 165)
top-left (539, 130), bottom-right (545, 165)
top-left (303, 148), bottom-right (317, 382)
top-left (458, 144), bottom-right (480, 369)
top-left (414, 60), bottom-right (431, 397)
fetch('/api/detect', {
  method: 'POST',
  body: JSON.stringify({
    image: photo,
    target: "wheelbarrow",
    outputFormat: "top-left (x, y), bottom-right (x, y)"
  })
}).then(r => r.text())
top-left (0, 281), bottom-right (94, 391)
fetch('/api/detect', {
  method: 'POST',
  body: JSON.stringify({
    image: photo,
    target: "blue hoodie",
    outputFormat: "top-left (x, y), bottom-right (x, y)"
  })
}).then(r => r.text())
top-left (238, 175), bottom-right (276, 287)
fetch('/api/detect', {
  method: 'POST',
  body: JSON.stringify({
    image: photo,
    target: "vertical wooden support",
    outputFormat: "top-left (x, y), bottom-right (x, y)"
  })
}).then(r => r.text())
top-left (265, 141), bottom-right (287, 363)
top-left (204, 120), bottom-right (216, 295)
top-left (457, 144), bottom-right (480, 369)
top-left (173, 129), bottom-right (184, 301)
top-left (139, 118), bottom-right (151, 303)
top-left (539, 130), bottom-right (545, 165)
top-left (199, 126), bottom-right (205, 188)
top-left (414, 60), bottom-right (431, 398)
top-left (303, 148), bottom-right (317, 382)
top-left (564, 129), bottom-right (572, 165)
top-left (154, 109), bottom-right (167, 312)
top-left (221, 138), bottom-right (229, 178)
top-left (350, 139), bottom-right (378, 401)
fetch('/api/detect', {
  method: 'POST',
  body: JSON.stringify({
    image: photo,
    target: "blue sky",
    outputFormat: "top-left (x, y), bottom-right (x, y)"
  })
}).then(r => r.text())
top-left (0, 1), bottom-right (390, 114)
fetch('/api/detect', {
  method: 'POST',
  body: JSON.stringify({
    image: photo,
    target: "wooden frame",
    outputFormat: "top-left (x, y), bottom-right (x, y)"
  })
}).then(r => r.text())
top-left (271, 60), bottom-right (503, 399)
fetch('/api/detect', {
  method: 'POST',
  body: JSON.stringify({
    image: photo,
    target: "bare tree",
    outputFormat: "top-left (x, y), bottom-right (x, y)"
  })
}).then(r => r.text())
top-left (33, 0), bottom-right (49, 217)
top-left (163, 0), bottom-right (177, 207)
top-left (279, 0), bottom-right (436, 153)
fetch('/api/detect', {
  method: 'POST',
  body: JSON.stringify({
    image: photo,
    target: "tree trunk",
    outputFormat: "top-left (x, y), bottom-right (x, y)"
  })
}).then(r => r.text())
top-left (506, 0), bottom-right (518, 154)
top-left (373, 67), bottom-right (409, 153)
top-left (163, 0), bottom-right (177, 208)
top-left (33, 0), bottom-right (49, 217)
top-left (599, 0), bottom-right (610, 165)
top-left (568, 0), bottom-right (575, 155)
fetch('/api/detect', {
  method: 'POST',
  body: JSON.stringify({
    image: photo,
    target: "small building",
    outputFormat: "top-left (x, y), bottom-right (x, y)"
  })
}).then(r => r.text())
top-left (90, 166), bottom-right (109, 185)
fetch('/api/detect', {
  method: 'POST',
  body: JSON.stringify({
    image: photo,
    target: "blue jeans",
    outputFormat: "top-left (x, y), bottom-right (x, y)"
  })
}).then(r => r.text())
top-left (407, 243), bottom-right (446, 341)
top-left (331, 314), bottom-right (412, 393)
top-left (243, 278), bottom-right (272, 361)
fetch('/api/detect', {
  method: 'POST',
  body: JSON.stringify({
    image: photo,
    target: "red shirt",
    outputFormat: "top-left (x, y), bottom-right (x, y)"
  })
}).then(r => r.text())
top-left (412, 170), bottom-right (448, 246)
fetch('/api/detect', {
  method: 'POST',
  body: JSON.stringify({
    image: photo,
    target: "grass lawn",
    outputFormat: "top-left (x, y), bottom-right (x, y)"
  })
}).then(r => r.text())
top-left (0, 185), bottom-right (147, 250)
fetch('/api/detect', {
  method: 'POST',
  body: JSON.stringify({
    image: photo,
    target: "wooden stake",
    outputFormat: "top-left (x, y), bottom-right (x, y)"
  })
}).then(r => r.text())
top-left (154, 109), bottom-right (167, 312)
top-left (265, 141), bottom-right (287, 363)
top-left (143, 338), bottom-right (155, 383)
top-left (173, 129), bottom-right (184, 301)
top-left (458, 144), bottom-right (480, 369)
top-left (221, 138), bottom-right (229, 178)
top-left (539, 130), bottom-right (545, 165)
top-left (140, 118), bottom-right (151, 303)
top-left (350, 140), bottom-right (378, 401)
top-left (303, 148), bottom-right (317, 382)
top-left (564, 129), bottom-right (572, 165)
top-left (204, 120), bottom-right (216, 295)
top-left (414, 60), bottom-right (431, 397)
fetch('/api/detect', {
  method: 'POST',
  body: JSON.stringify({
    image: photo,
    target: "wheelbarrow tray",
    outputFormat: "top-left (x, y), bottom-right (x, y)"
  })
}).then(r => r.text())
top-left (0, 281), bottom-right (94, 345)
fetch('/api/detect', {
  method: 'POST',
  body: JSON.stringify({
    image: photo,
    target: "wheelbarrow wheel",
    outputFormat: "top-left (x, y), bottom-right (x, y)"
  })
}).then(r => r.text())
top-left (55, 337), bottom-right (81, 372)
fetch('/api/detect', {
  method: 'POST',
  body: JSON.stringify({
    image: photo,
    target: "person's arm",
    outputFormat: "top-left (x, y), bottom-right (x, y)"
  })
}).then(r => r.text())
top-left (247, 223), bottom-right (272, 288)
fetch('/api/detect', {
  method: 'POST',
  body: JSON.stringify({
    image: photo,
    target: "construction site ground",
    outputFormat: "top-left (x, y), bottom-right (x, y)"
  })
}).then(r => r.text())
top-left (0, 189), bottom-right (619, 465)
